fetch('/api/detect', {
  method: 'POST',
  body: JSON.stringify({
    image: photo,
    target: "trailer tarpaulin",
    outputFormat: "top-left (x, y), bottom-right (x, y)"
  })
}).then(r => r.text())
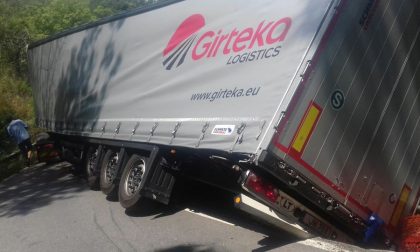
top-left (28, 0), bottom-right (335, 153)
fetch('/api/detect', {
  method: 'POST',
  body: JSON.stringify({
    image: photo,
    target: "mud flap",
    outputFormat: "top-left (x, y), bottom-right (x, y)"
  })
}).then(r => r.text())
top-left (142, 147), bottom-right (176, 205)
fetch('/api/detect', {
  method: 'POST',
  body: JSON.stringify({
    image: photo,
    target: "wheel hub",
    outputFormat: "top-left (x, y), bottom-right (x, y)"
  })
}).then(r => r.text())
top-left (125, 161), bottom-right (145, 196)
top-left (105, 153), bottom-right (119, 183)
top-left (87, 150), bottom-right (98, 175)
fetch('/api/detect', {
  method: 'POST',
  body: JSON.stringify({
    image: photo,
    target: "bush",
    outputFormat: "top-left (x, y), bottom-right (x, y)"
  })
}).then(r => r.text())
top-left (0, 66), bottom-right (35, 159)
top-left (0, 0), bottom-right (154, 178)
top-left (0, 154), bottom-right (26, 182)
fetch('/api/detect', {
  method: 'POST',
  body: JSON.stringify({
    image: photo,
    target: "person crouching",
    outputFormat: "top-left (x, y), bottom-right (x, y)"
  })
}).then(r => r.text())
top-left (7, 119), bottom-right (33, 166)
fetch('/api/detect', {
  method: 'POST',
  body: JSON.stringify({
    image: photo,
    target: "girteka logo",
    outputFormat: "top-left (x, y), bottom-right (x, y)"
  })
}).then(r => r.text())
top-left (162, 14), bottom-right (292, 70)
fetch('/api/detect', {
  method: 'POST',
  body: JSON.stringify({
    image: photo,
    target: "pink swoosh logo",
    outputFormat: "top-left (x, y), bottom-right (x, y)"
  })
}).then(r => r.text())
top-left (163, 14), bottom-right (205, 56)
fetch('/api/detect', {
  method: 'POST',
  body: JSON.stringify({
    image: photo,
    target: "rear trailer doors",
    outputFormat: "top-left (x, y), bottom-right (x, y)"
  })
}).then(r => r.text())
top-left (267, 0), bottom-right (420, 229)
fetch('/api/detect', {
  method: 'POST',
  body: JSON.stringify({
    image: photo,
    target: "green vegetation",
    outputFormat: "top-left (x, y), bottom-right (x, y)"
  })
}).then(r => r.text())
top-left (0, 155), bottom-right (26, 182)
top-left (0, 0), bottom-right (158, 176)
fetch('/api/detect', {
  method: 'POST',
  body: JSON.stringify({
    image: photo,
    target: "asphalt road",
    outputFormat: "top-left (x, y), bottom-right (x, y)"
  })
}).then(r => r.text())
top-left (0, 162), bottom-right (390, 252)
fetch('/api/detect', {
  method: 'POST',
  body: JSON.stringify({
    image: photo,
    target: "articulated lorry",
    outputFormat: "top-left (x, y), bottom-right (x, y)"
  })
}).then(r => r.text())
top-left (28, 0), bottom-right (420, 247)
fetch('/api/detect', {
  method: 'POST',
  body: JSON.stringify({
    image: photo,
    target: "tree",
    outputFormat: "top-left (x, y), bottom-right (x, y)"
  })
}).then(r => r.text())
top-left (0, 0), bottom-right (159, 158)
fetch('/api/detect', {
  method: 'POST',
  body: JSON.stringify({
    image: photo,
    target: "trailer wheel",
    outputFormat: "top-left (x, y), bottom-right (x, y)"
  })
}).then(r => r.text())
top-left (100, 149), bottom-right (119, 195)
top-left (119, 154), bottom-right (146, 208)
top-left (85, 146), bottom-right (100, 190)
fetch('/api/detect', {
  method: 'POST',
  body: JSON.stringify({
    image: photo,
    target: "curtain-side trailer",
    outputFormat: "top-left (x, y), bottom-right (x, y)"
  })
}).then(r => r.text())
top-left (28, 0), bottom-right (420, 247)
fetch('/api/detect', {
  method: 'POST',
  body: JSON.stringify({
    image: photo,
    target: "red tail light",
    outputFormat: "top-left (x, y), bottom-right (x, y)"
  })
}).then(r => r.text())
top-left (245, 173), bottom-right (278, 203)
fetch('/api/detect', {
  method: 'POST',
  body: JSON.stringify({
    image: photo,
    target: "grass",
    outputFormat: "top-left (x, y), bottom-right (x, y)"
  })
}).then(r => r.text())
top-left (0, 145), bottom-right (62, 182)
top-left (0, 66), bottom-right (39, 182)
top-left (0, 152), bottom-right (26, 182)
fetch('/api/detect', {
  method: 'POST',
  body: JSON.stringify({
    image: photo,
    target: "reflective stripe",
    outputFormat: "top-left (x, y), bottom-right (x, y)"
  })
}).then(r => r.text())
top-left (291, 102), bottom-right (322, 153)
top-left (390, 185), bottom-right (412, 228)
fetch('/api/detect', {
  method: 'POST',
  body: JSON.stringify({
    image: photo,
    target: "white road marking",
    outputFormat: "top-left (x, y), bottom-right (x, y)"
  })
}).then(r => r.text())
top-left (184, 208), bottom-right (235, 226)
top-left (298, 238), bottom-right (350, 252)
top-left (182, 208), bottom-right (387, 252)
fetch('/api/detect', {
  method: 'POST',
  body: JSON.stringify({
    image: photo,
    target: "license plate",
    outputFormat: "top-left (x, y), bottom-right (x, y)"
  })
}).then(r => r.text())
top-left (301, 212), bottom-right (337, 239)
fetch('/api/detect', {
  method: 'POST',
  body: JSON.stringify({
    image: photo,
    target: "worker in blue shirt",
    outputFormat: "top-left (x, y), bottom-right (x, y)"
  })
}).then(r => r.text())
top-left (7, 119), bottom-right (33, 165)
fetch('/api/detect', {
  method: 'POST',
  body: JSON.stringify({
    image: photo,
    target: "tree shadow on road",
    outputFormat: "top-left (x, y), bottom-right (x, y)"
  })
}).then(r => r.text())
top-left (0, 162), bottom-right (88, 218)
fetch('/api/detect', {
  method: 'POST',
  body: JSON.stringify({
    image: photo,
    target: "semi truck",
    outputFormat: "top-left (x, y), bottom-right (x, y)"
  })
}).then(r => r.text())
top-left (28, 0), bottom-right (420, 247)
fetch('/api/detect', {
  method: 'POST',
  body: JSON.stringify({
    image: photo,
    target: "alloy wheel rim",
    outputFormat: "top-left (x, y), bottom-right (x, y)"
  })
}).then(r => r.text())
top-left (125, 160), bottom-right (145, 196)
top-left (87, 150), bottom-right (98, 175)
top-left (105, 152), bottom-right (118, 183)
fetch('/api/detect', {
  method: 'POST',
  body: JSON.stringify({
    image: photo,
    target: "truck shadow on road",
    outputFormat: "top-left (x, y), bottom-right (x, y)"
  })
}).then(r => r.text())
top-left (124, 180), bottom-right (300, 252)
top-left (154, 244), bottom-right (218, 252)
top-left (0, 162), bottom-right (87, 218)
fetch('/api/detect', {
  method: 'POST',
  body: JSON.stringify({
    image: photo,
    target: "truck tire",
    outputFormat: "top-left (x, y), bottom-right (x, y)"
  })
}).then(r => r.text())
top-left (119, 154), bottom-right (147, 208)
top-left (86, 146), bottom-right (100, 190)
top-left (100, 149), bottom-right (119, 196)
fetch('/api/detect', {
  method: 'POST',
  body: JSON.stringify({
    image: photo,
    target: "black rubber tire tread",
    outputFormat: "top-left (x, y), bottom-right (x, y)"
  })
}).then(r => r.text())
top-left (100, 149), bottom-right (119, 196)
top-left (86, 146), bottom-right (100, 190)
top-left (119, 154), bottom-right (146, 209)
